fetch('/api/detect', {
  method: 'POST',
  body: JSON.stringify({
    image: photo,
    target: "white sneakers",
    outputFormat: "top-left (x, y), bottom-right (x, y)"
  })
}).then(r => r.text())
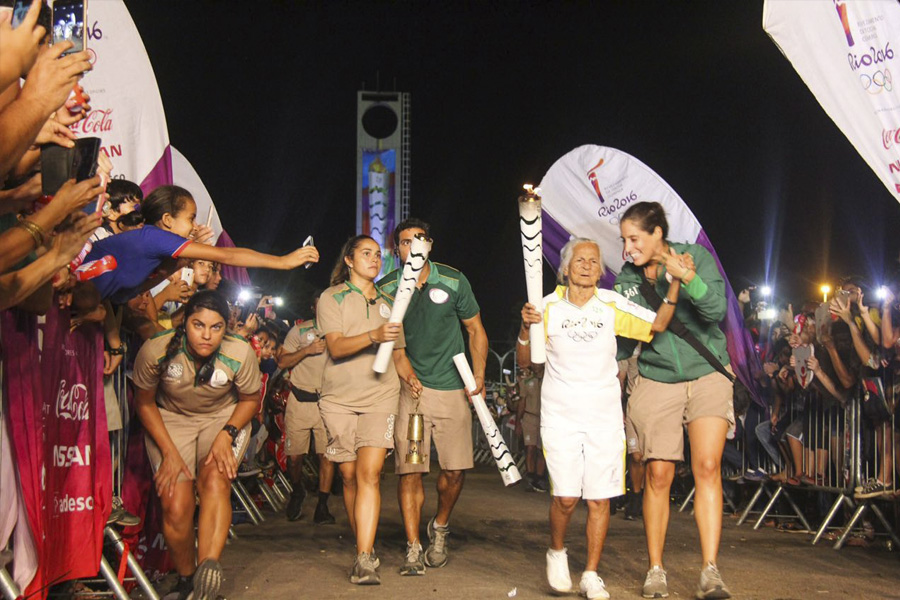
top-left (546, 547), bottom-right (572, 593)
top-left (580, 570), bottom-right (610, 599)
top-left (547, 549), bottom-right (611, 598)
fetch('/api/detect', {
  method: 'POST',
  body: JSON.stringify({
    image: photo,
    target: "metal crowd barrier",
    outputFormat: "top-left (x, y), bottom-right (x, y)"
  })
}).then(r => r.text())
top-left (728, 375), bottom-right (900, 551)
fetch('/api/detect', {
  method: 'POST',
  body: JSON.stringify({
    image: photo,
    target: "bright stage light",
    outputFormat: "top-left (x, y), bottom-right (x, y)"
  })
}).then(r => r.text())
top-left (274, 297), bottom-right (284, 307)
top-left (877, 286), bottom-right (888, 300)
top-left (238, 288), bottom-right (252, 303)
top-left (760, 285), bottom-right (772, 297)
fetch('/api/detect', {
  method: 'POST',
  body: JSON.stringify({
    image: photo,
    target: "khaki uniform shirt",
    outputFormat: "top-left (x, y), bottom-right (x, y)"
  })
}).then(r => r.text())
top-left (133, 330), bottom-right (262, 416)
top-left (317, 281), bottom-right (405, 414)
top-left (283, 319), bottom-right (327, 394)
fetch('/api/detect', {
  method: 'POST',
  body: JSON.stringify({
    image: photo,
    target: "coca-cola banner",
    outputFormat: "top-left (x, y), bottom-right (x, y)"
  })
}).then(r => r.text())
top-left (1, 307), bottom-right (111, 598)
top-left (77, 0), bottom-right (172, 193)
top-left (40, 305), bottom-right (112, 594)
top-left (538, 145), bottom-right (763, 407)
top-left (764, 1), bottom-right (900, 202)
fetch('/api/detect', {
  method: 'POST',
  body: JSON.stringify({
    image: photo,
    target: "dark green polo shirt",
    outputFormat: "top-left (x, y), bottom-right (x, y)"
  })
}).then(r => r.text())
top-left (378, 261), bottom-right (480, 390)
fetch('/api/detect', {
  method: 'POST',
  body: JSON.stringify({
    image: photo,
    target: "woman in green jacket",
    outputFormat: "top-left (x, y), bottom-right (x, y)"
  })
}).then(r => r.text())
top-left (615, 202), bottom-right (733, 600)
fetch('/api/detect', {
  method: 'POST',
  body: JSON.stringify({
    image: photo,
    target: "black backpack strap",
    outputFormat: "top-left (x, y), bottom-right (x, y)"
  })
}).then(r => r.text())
top-left (638, 280), bottom-right (735, 383)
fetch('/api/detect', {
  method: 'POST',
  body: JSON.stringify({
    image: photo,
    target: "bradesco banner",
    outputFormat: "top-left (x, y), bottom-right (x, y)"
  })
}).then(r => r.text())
top-left (538, 145), bottom-right (763, 406)
top-left (39, 306), bottom-right (112, 596)
top-left (1, 306), bottom-right (111, 598)
top-left (764, 1), bottom-right (900, 202)
top-left (75, 0), bottom-right (172, 192)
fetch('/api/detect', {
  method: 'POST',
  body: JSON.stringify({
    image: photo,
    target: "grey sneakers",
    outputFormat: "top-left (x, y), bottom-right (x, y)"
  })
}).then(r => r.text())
top-left (696, 563), bottom-right (731, 599)
top-left (187, 558), bottom-right (221, 600)
top-left (399, 541), bottom-right (426, 576)
top-left (349, 552), bottom-right (380, 585)
top-left (424, 517), bottom-right (450, 568)
top-left (642, 565), bottom-right (668, 599)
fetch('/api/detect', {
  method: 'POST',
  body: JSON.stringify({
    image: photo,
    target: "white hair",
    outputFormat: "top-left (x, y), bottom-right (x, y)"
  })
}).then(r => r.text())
top-left (558, 237), bottom-right (604, 284)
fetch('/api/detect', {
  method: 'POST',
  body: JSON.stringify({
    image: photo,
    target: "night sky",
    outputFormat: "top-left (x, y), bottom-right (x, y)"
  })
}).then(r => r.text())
top-left (126, 1), bottom-right (900, 342)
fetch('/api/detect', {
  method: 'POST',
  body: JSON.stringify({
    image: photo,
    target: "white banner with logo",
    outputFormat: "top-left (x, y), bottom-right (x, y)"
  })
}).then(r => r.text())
top-left (764, 0), bottom-right (900, 201)
top-left (538, 145), bottom-right (701, 275)
top-left (76, 0), bottom-right (172, 191)
top-left (538, 145), bottom-right (764, 409)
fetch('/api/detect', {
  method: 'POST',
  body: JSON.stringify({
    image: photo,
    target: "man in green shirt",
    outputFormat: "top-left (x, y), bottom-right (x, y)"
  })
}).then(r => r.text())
top-left (378, 218), bottom-right (488, 576)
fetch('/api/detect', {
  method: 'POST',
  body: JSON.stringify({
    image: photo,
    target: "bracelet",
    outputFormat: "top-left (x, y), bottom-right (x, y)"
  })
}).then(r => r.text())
top-left (517, 336), bottom-right (530, 346)
top-left (662, 297), bottom-right (677, 306)
top-left (14, 218), bottom-right (46, 247)
top-left (106, 343), bottom-right (125, 356)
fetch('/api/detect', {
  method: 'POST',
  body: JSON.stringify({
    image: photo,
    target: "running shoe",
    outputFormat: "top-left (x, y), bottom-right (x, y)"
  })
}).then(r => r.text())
top-left (546, 547), bottom-right (572, 593)
top-left (349, 552), bottom-right (380, 585)
top-left (286, 487), bottom-right (306, 521)
top-left (743, 468), bottom-right (767, 483)
top-left (624, 491), bottom-right (643, 521)
top-left (399, 541), bottom-right (426, 576)
top-left (531, 475), bottom-right (549, 493)
top-left (424, 517), bottom-right (450, 568)
top-left (696, 563), bottom-right (731, 599)
top-left (107, 496), bottom-right (141, 527)
top-left (855, 479), bottom-right (888, 498)
top-left (642, 565), bottom-right (669, 598)
top-left (579, 571), bottom-right (610, 599)
top-left (188, 559), bottom-right (222, 600)
top-left (313, 501), bottom-right (335, 525)
top-left (161, 575), bottom-right (193, 600)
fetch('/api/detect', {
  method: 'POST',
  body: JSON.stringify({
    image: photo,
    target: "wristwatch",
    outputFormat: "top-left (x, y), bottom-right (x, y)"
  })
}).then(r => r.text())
top-left (222, 424), bottom-right (239, 446)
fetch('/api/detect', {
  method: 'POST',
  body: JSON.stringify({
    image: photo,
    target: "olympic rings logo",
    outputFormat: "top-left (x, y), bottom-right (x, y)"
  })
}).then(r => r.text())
top-left (860, 68), bottom-right (893, 94)
top-left (567, 329), bottom-right (599, 342)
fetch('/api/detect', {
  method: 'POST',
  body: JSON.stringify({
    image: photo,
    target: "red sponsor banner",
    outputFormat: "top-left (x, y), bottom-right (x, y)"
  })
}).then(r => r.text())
top-left (1, 306), bottom-right (111, 598)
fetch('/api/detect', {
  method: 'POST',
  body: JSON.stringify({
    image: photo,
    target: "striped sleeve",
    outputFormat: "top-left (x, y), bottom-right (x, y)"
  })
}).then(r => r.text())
top-left (599, 289), bottom-right (656, 343)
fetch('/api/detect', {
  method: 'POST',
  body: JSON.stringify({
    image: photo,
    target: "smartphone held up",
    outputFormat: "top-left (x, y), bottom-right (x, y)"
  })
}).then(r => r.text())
top-left (51, 0), bottom-right (86, 56)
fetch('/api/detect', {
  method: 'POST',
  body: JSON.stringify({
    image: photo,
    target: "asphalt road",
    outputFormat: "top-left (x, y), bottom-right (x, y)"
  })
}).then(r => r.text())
top-left (216, 467), bottom-right (900, 600)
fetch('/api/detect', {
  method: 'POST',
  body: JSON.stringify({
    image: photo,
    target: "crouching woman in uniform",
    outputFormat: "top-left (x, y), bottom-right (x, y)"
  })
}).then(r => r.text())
top-left (133, 290), bottom-right (261, 600)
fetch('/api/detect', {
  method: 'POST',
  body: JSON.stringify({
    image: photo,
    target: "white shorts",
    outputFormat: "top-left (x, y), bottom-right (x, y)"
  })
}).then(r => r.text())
top-left (541, 426), bottom-right (626, 500)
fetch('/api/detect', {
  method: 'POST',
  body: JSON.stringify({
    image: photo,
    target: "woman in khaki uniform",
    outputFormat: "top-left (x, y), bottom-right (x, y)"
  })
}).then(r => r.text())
top-left (133, 290), bottom-right (261, 600)
top-left (317, 235), bottom-right (421, 585)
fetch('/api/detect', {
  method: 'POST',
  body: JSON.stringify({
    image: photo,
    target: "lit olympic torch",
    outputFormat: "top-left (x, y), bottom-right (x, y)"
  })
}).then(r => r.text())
top-left (372, 233), bottom-right (433, 373)
top-left (519, 184), bottom-right (546, 364)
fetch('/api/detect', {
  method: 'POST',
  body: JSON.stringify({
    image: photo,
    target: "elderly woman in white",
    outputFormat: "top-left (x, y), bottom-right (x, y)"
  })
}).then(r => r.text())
top-left (517, 237), bottom-right (683, 599)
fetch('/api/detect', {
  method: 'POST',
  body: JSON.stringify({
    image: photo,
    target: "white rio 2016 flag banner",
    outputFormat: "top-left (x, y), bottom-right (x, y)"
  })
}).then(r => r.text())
top-left (74, 0), bottom-right (172, 192)
top-left (764, 1), bottom-right (900, 201)
top-left (537, 145), bottom-right (763, 407)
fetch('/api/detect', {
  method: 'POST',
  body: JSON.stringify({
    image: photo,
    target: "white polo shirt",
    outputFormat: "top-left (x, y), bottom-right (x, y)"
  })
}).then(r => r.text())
top-left (541, 285), bottom-right (655, 432)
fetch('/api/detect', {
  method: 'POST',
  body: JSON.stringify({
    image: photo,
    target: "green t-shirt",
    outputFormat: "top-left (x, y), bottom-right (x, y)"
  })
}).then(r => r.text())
top-left (378, 261), bottom-right (480, 390)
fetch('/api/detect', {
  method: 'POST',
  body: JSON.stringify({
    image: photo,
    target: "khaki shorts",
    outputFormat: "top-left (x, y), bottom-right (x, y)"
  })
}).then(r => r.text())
top-left (394, 384), bottom-right (474, 475)
top-left (627, 367), bottom-right (735, 462)
top-left (319, 405), bottom-right (395, 463)
top-left (145, 404), bottom-right (251, 483)
top-left (284, 392), bottom-right (327, 456)
top-left (624, 415), bottom-right (640, 456)
top-left (522, 412), bottom-right (541, 448)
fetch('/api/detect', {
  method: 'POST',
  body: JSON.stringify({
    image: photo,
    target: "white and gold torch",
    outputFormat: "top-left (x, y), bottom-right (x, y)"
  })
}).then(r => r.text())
top-left (519, 184), bottom-right (545, 364)
top-left (452, 353), bottom-right (521, 486)
top-left (372, 233), bottom-right (433, 373)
